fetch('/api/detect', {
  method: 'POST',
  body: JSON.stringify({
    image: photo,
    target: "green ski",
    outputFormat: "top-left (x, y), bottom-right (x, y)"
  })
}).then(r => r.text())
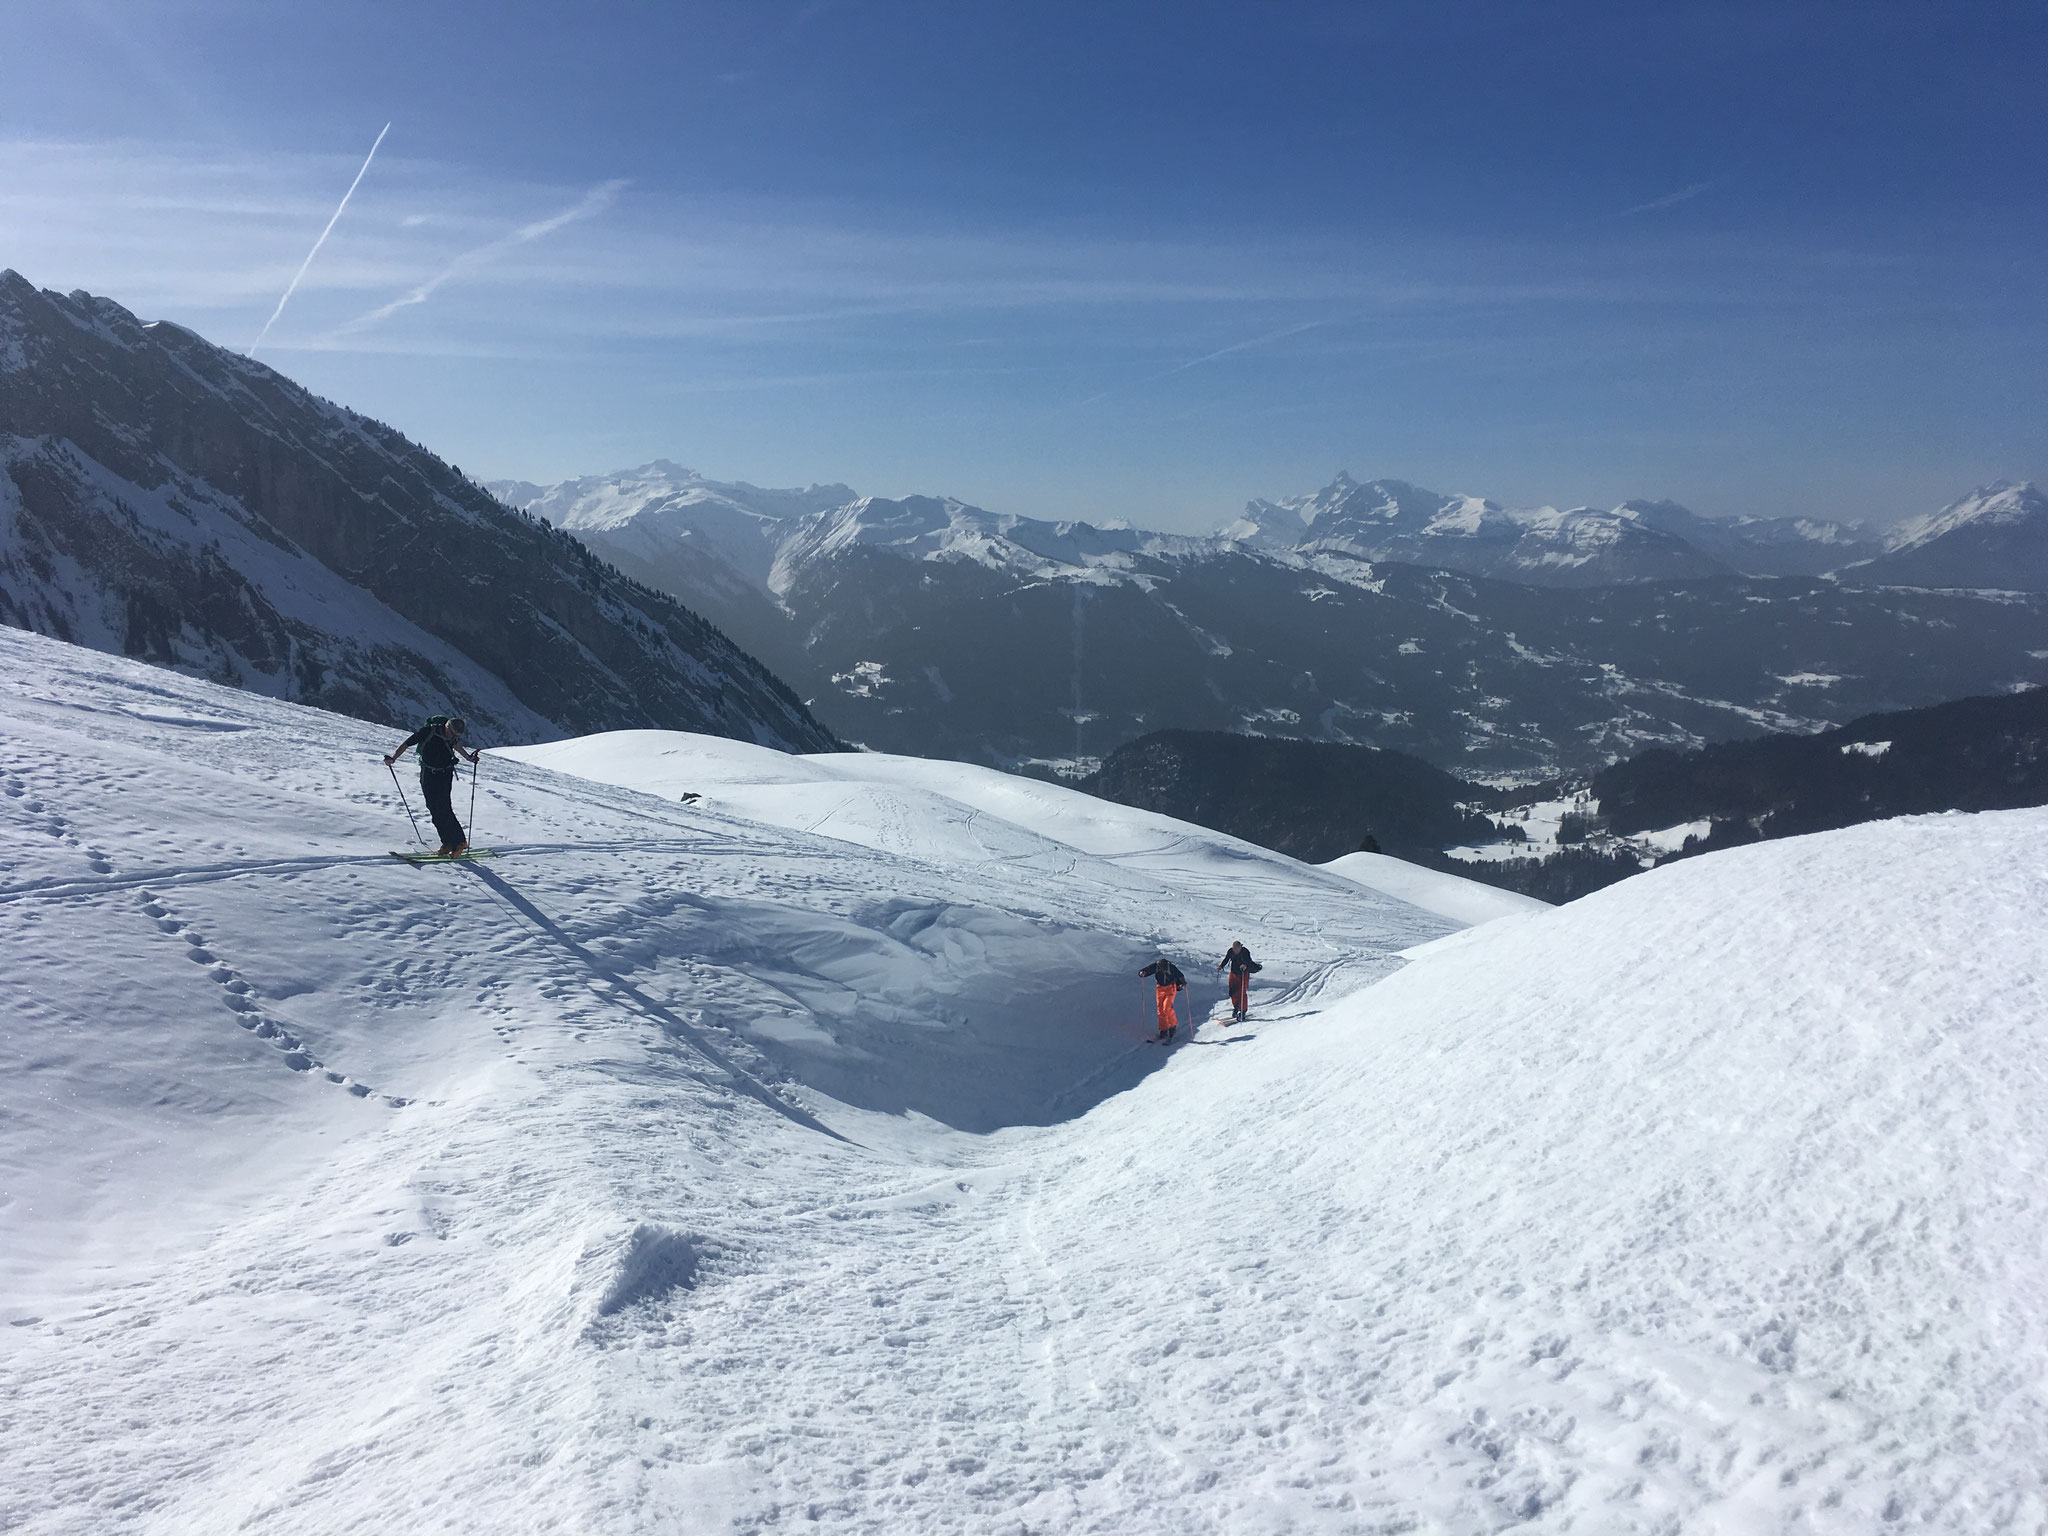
top-left (390, 848), bottom-right (498, 864)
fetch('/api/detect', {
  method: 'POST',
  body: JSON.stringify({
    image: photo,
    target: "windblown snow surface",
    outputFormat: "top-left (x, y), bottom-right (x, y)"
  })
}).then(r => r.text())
top-left (4, 623), bottom-right (2046, 1534)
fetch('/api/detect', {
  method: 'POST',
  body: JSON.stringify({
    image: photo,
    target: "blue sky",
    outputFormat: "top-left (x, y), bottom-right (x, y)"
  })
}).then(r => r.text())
top-left (2, 1), bottom-right (2044, 529)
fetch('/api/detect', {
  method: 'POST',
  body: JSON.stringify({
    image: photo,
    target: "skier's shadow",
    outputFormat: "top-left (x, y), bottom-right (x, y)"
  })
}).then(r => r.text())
top-left (462, 863), bottom-right (848, 1143)
top-left (1191, 1034), bottom-right (1257, 1046)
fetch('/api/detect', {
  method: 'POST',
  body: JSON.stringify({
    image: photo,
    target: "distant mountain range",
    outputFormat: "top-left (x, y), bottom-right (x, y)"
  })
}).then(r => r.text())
top-left (493, 461), bottom-right (2048, 775)
top-left (0, 275), bottom-right (837, 752)
top-left (1220, 472), bottom-right (1889, 585)
top-left (9, 267), bottom-right (2034, 779)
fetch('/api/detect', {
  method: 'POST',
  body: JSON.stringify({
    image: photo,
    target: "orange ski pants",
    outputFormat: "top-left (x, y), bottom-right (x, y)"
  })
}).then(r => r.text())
top-left (1155, 984), bottom-right (1179, 1031)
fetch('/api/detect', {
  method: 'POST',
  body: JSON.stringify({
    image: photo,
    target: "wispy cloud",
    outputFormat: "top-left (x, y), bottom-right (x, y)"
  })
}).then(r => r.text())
top-left (1621, 179), bottom-right (1721, 216)
top-left (1069, 317), bottom-right (1335, 409)
top-left (248, 123), bottom-right (389, 356)
top-left (335, 177), bottom-right (628, 335)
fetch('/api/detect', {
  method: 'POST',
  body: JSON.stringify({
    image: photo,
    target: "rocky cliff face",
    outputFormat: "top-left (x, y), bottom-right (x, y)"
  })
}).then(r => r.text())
top-left (0, 274), bottom-right (836, 750)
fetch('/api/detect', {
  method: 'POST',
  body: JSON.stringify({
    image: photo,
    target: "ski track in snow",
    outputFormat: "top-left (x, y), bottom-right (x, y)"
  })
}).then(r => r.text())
top-left (2, 623), bottom-right (2046, 1533)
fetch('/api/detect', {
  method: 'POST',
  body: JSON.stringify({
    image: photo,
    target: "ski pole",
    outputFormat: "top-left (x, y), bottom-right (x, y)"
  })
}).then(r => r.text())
top-left (387, 760), bottom-right (425, 845)
top-left (469, 751), bottom-right (481, 844)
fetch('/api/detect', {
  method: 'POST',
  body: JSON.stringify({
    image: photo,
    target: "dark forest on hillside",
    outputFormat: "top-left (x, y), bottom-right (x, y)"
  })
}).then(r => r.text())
top-left (1075, 689), bottom-right (2048, 905)
top-left (1594, 687), bottom-right (2048, 851)
top-left (1077, 730), bottom-right (1497, 864)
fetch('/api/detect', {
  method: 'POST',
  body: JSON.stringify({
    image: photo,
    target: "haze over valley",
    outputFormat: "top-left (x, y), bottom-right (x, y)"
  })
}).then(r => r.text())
top-left (494, 457), bottom-right (2048, 775)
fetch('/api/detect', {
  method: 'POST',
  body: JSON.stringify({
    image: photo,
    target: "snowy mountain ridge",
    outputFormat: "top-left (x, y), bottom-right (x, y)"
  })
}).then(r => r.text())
top-left (1881, 479), bottom-right (2046, 551)
top-left (506, 462), bottom-right (2048, 599)
top-left (515, 459), bottom-right (857, 587)
top-left (526, 459), bottom-right (860, 532)
top-left (1839, 480), bottom-right (2048, 591)
top-left (6, 620), bottom-right (2046, 1532)
top-left (1227, 471), bottom-right (1881, 585)
top-left (494, 459), bottom-right (2048, 774)
top-left (495, 468), bottom-right (1217, 593)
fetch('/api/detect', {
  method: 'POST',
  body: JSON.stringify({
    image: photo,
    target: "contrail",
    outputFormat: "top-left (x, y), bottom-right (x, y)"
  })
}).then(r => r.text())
top-left (1156, 317), bottom-right (1330, 377)
top-left (249, 122), bottom-right (389, 356)
top-left (1620, 179), bottom-right (1719, 217)
top-left (1070, 317), bottom-right (1332, 410)
top-left (337, 178), bottom-right (628, 335)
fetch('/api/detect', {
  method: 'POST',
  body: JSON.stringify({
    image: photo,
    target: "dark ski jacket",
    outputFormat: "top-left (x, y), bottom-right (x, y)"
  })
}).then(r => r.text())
top-left (397, 719), bottom-right (464, 775)
top-left (1218, 943), bottom-right (1261, 976)
top-left (1140, 959), bottom-right (1186, 989)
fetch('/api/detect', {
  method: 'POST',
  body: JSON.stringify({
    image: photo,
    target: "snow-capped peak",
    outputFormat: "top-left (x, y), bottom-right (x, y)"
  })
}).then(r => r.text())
top-left (1216, 496), bottom-right (1308, 547)
top-left (1884, 481), bottom-right (2045, 553)
top-left (490, 462), bottom-right (859, 534)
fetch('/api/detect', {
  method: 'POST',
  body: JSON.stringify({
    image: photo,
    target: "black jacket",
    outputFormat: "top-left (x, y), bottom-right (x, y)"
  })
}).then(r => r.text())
top-left (397, 723), bottom-right (462, 774)
top-left (1140, 959), bottom-right (1186, 988)
top-left (1219, 944), bottom-right (1259, 976)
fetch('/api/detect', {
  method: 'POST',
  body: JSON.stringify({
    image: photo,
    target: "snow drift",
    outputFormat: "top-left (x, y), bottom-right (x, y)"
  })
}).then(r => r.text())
top-left (3, 623), bottom-right (2045, 1533)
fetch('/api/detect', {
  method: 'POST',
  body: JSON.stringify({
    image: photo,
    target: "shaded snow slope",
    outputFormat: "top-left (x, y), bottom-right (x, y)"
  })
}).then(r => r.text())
top-left (6, 623), bottom-right (2046, 1533)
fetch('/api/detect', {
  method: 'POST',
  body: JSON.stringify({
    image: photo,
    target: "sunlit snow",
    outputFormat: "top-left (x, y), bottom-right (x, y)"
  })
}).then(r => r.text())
top-left (4, 623), bottom-right (2045, 1533)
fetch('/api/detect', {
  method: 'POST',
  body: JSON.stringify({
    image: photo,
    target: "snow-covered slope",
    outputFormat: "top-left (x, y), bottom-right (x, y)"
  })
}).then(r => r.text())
top-left (1322, 848), bottom-right (1551, 927)
top-left (10, 624), bottom-right (2047, 1533)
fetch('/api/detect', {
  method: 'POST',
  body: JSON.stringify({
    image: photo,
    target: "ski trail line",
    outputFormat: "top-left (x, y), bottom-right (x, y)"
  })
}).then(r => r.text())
top-left (0, 836), bottom-right (759, 904)
top-left (0, 852), bottom-right (400, 903)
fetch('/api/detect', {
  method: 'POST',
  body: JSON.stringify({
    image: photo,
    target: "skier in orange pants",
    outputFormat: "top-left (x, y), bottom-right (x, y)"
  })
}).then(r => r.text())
top-left (1139, 956), bottom-right (1187, 1041)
